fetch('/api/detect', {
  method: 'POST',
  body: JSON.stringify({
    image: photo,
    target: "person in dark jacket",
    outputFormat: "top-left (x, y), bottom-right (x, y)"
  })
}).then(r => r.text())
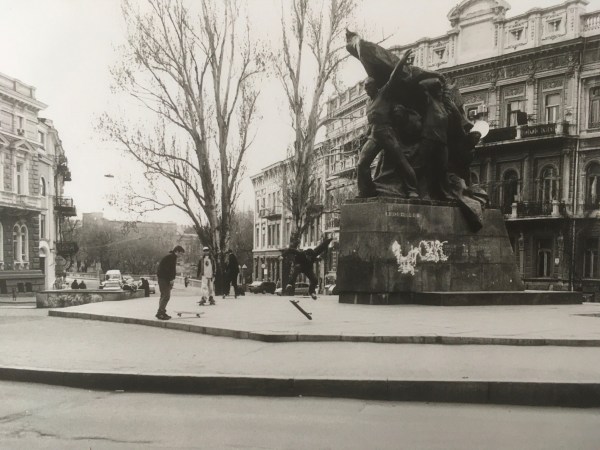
top-left (71, 279), bottom-right (79, 289)
top-left (283, 237), bottom-right (332, 300)
top-left (155, 245), bottom-right (185, 320)
top-left (78, 280), bottom-right (87, 289)
top-left (222, 250), bottom-right (240, 299)
top-left (140, 278), bottom-right (150, 297)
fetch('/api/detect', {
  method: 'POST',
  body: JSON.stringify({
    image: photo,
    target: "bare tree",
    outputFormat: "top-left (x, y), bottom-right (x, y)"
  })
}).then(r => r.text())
top-left (273, 0), bottom-right (355, 248)
top-left (99, 0), bottom-right (263, 289)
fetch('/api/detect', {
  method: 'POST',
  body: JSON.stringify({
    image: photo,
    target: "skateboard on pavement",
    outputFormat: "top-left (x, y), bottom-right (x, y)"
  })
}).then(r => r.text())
top-left (174, 311), bottom-right (205, 318)
top-left (289, 299), bottom-right (312, 320)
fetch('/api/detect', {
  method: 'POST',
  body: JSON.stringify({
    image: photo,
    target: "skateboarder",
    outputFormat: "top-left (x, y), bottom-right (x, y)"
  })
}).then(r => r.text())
top-left (284, 237), bottom-right (333, 300)
top-left (198, 246), bottom-right (216, 305)
top-left (155, 245), bottom-right (185, 320)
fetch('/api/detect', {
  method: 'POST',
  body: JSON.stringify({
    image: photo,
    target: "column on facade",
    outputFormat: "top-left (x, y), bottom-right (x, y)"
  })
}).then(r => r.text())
top-left (561, 149), bottom-right (571, 205)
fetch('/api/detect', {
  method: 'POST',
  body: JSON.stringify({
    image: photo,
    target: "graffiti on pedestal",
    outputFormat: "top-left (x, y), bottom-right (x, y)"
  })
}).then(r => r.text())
top-left (391, 240), bottom-right (448, 275)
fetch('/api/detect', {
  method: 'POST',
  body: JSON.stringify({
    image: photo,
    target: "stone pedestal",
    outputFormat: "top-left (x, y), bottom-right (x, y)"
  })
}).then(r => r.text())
top-left (337, 198), bottom-right (582, 305)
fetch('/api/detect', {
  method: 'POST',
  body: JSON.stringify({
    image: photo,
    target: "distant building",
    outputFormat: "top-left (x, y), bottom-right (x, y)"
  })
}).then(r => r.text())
top-left (0, 72), bottom-right (74, 295)
top-left (250, 149), bottom-right (327, 285)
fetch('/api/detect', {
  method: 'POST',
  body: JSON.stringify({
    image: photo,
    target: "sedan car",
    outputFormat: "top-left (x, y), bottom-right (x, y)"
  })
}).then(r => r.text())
top-left (247, 280), bottom-right (276, 294)
top-left (275, 282), bottom-right (310, 296)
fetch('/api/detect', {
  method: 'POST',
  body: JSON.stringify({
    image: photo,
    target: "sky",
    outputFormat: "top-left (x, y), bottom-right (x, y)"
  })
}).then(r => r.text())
top-left (2, 0), bottom-right (600, 226)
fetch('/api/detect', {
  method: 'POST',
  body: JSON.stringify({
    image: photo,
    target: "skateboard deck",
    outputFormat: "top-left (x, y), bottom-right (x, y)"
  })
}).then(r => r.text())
top-left (289, 299), bottom-right (312, 320)
top-left (174, 311), bottom-right (204, 318)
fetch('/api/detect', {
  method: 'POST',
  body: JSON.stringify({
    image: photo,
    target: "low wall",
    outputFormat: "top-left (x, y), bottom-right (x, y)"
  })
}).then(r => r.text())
top-left (36, 289), bottom-right (145, 308)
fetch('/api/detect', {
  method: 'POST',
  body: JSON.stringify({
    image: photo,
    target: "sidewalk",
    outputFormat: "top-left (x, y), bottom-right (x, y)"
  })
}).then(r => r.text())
top-left (1, 288), bottom-right (600, 407)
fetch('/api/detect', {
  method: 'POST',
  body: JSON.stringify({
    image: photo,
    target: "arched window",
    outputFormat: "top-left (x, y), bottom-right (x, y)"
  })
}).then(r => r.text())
top-left (586, 162), bottom-right (600, 209)
top-left (539, 166), bottom-right (559, 204)
top-left (12, 224), bottom-right (28, 265)
top-left (470, 172), bottom-right (479, 186)
top-left (502, 170), bottom-right (519, 210)
top-left (40, 177), bottom-right (46, 196)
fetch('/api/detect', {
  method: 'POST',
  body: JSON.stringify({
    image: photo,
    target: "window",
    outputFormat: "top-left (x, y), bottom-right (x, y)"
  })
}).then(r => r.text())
top-left (12, 224), bottom-right (28, 264)
top-left (536, 238), bottom-right (553, 277)
top-left (38, 131), bottom-right (45, 148)
top-left (589, 88), bottom-right (600, 128)
top-left (584, 238), bottom-right (599, 278)
top-left (506, 101), bottom-right (525, 126)
top-left (586, 162), bottom-right (600, 208)
top-left (470, 172), bottom-right (479, 186)
top-left (40, 214), bottom-right (46, 239)
top-left (255, 226), bottom-right (259, 248)
top-left (0, 152), bottom-right (3, 191)
top-left (539, 166), bottom-right (559, 204)
top-left (15, 163), bottom-right (22, 194)
top-left (545, 93), bottom-right (561, 123)
top-left (0, 223), bottom-right (3, 265)
top-left (502, 170), bottom-right (519, 210)
top-left (510, 28), bottom-right (523, 42)
top-left (40, 177), bottom-right (46, 196)
top-left (433, 48), bottom-right (445, 61)
top-left (547, 19), bottom-right (561, 33)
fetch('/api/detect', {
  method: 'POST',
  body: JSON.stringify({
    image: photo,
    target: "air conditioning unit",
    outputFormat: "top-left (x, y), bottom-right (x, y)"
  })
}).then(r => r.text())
top-left (17, 128), bottom-right (24, 136)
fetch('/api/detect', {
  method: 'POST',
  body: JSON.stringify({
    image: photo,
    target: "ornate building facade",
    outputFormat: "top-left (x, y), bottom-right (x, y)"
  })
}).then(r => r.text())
top-left (323, 0), bottom-right (600, 295)
top-left (251, 151), bottom-right (327, 286)
top-left (0, 72), bottom-right (74, 295)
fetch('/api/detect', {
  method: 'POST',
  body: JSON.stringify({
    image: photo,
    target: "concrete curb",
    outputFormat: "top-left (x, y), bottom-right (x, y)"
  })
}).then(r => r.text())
top-left (1, 366), bottom-right (599, 408)
top-left (49, 310), bottom-right (600, 347)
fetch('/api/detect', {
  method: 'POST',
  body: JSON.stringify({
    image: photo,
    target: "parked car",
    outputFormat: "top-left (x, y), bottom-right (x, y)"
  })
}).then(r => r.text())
top-left (100, 270), bottom-right (123, 290)
top-left (247, 280), bottom-right (276, 294)
top-left (275, 282), bottom-right (310, 296)
top-left (122, 276), bottom-right (138, 291)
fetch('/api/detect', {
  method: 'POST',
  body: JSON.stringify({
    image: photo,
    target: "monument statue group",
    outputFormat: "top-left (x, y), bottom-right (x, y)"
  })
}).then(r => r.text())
top-left (335, 31), bottom-right (581, 306)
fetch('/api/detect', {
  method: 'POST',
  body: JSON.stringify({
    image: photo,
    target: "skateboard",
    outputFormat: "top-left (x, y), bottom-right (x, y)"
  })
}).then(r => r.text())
top-left (174, 311), bottom-right (204, 318)
top-left (289, 299), bottom-right (313, 320)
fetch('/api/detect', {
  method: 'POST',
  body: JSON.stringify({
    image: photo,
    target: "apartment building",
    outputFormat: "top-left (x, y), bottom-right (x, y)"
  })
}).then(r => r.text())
top-left (0, 72), bottom-right (74, 295)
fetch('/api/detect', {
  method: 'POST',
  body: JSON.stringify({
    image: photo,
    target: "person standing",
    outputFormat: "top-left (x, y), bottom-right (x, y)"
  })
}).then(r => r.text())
top-left (198, 247), bottom-right (216, 305)
top-left (222, 249), bottom-right (239, 299)
top-left (140, 277), bottom-right (150, 297)
top-left (155, 245), bottom-right (185, 320)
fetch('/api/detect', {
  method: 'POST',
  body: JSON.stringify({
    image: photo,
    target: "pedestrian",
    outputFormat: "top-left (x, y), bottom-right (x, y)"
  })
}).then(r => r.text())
top-left (222, 249), bottom-right (239, 299)
top-left (283, 237), bottom-right (332, 300)
top-left (78, 280), bottom-right (87, 289)
top-left (140, 277), bottom-right (150, 297)
top-left (184, 276), bottom-right (189, 288)
top-left (197, 246), bottom-right (216, 305)
top-left (71, 279), bottom-right (79, 289)
top-left (155, 245), bottom-right (185, 320)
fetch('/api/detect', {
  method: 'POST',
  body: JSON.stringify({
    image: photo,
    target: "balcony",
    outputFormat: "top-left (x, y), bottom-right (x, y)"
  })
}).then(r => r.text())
top-left (56, 155), bottom-right (72, 182)
top-left (514, 200), bottom-right (566, 218)
top-left (258, 206), bottom-right (282, 219)
top-left (0, 191), bottom-right (42, 211)
top-left (329, 154), bottom-right (357, 178)
top-left (325, 214), bottom-right (340, 231)
top-left (481, 122), bottom-right (570, 145)
top-left (54, 196), bottom-right (77, 217)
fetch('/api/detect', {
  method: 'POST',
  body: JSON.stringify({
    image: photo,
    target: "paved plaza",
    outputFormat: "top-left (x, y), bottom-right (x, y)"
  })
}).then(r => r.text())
top-left (1, 286), bottom-right (600, 407)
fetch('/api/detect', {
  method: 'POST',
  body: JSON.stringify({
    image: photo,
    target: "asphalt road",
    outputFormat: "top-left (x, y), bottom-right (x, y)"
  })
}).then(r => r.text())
top-left (1, 381), bottom-right (600, 450)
